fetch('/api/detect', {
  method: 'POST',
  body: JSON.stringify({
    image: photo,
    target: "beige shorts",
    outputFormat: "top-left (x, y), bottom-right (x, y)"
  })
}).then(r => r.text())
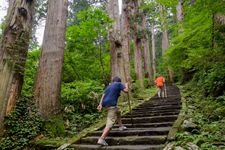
top-left (105, 107), bottom-right (121, 128)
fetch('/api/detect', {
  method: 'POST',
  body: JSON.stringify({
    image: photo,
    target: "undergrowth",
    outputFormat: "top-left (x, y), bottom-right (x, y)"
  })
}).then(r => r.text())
top-left (175, 83), bottom-right (225, 149)
top-left (0, 97), bottom-right (43, 150)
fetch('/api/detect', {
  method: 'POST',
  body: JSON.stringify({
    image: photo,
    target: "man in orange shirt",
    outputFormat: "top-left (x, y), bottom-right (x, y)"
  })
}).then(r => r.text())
top-left (155, 75), bottom-right (167, 98)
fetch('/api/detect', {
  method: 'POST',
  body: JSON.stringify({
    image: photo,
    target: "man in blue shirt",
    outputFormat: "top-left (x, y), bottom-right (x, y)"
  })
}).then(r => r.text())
top-left (97, 76), bottom-right (129, 146)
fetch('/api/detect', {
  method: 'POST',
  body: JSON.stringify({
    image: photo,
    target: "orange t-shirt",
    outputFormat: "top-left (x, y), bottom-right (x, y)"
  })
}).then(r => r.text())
top-left (155, 76), bottom-right (165, 87)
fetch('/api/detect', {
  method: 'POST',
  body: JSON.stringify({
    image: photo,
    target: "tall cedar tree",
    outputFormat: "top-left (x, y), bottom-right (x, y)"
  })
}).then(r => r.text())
top-left (133, 0), bottom-right (144, 88)
top-left (34, 0), bottom-right (68, 119)
top-left (0, 0), bottom-right (35, 132)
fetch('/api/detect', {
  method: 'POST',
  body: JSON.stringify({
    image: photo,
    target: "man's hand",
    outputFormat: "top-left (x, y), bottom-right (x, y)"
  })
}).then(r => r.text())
top-left (123, 82), bottom-right (129, 93)
top-left (97, 104), bottom-right (102, 112)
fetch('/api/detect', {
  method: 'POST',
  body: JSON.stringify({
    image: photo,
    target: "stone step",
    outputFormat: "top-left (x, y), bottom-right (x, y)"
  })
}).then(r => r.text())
top-left (147, 97), bottom-right (180, 101)
top-left (78, 135), bottom-right (167, 145)
top-left (138, 100), bottom-right (180, 105)
top-left (134, 104), bottom-right (181, 110)
top-left (129, 109), bottom-right (180, 117)
top-left (143, 101), bottom-right (180, 105)
top-left (88, 127), bottom-right (170, 137)
top-left (139, 103), bottom-right (180, 108)
top-left (140, 101), bottom-right (181, 106)
top-left (123, 111), bottom-right (179, 118)
top-left (121, 115), bottom-right (178, 124)
top-left (127, 109), bottom-right (180, 115)
top-left (68, 85), bottom-right (181, 150)
top-left (132, 105), bottom-right (181, 111)
top-left (113, 122), bottom-right (174, 128)
top-left (70, 144), bottom-right (164, 150)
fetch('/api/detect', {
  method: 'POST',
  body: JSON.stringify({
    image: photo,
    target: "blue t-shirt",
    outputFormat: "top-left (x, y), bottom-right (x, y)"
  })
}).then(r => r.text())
top-left (102, 82), bottom-right (125, 107)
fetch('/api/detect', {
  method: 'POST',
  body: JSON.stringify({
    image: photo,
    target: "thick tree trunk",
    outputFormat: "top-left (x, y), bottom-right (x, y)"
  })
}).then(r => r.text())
top-left (176, 0), bottom-right (184, 22)
top-left (176, 0), bottom-right (184, 32)
top-left (160, 4), bottom-right (171, 85)
top-left (151, 23), bottom-right (156, 76)
top-left (132, 0), bottom-right (144, 88)
top-left (34, 0), bottom-right (68, 119)
top-left (121, 0), bottom-right (132, 83)
top-left (0, 0), bottom-right (34, 132)
top-left (107, 0), bottom-right (122, 79)
top-left (142, 17), bottom-right (153, 83)
top-left (159, 5), bottom-right (169, 54)
top-left (134, 38), bottom-right (144, 88)
top-left (162, 30), bottom-right (169, 53)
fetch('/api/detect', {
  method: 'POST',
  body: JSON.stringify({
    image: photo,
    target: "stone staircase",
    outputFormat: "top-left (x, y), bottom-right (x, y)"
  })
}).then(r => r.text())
top-left (69, 86), bottom-right (181, 150)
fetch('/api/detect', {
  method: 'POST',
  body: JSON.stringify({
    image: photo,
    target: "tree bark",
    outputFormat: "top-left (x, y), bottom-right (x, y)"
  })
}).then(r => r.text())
top-left (159, 5), bottom-right (169, 54)
top-left (121, 0), bottom-right (132, 83)
top-left (162, 30), bottom-right (169, 54)
top-left (133, 0), bottom-right (144, 88)
top-left (142, 17), bottom-right (153, 83)
top-left (151, 23), bottom-right (156, 76)
top-left (34, 0), bottom-right (68, 119)
top-left (176, 0), bottom-right (184, 22)
top-left (176, 0), bottom-right (184, 32)
top-left (134, 37), bottom-right (144, 88)
top-left (107, 0), bottom-right (122, 79)
top-left (0, 0), bottom-right (34, 132)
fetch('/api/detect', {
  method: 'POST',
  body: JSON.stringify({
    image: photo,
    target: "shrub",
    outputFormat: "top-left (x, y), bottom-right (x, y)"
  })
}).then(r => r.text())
top-left (0, 97), bottom-right (43, 150)
top-left (61, 80), bottom-right (103, 113)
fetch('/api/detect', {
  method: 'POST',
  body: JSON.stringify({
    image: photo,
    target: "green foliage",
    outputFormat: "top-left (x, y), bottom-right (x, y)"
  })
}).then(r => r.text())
top-left (159, 0), bottom-right (225, 97)
top-left (35, 0), bottom-right (47, 20)
top-left (131, 78), bottom-right (154, 98)
top-left (63, 113), bottom-right (102, 135)
top-left (175, 84), bottom-right (225, 149)
top-left (0, 23), bottom-right (3, 39)
top-left (21, 50), bottom-right (40, 97)
top-left (193, 63), bottom-right (225, 97)
top-left (155, 0), bottom-right (177, 7)
top-left (64, 7), bottom-right (111, 83)
top-left (131, 80), bottom-right (142, 98)
top-left (61, 80), bottom-right (103, 113)
top-left (154, 1), bottom-right (225, 148)
top-left (164, 8), bottom-right (212, 74)
top-left (61, 80), bottom-right (104, 135)
top-left (68, 0), bottom-right (90, 25)
top-left (0, 97), bottom-right (43, 150)
top-left (44, 116), bottom-right (65, 137)
top-left (19, 6), bottom-right (111, 143)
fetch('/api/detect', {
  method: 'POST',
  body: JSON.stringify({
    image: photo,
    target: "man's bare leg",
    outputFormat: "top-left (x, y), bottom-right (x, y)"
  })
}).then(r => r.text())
top-left (100, 127), bottom-right (111, 139)
top-left (97, 127), bottom-right (111, 146)
top-left (157, 88), bottom-right (161, 98)
top-left (116, 109), bottom-right (122, 126)
top-left (116, 108), bottom-right (127, 130)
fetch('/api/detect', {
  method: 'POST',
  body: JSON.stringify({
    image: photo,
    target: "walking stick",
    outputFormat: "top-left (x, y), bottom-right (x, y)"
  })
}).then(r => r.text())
top-left (126, 81), bottom-right (134, 127)
top-left (123, 64), bottom-right (134, 127)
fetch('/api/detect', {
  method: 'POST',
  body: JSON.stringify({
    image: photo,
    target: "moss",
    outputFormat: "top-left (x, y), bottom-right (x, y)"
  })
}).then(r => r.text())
top-left (44, 116), bottom-right (65, 137)
top-left (34, 117), bottom-right (106, 148)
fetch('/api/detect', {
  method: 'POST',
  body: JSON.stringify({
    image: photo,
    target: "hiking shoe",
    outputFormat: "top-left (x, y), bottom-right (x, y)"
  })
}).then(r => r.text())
top-left (119, 125), bottom-right (127, 131)
top-left (97, 138), bottom-right (108, 146)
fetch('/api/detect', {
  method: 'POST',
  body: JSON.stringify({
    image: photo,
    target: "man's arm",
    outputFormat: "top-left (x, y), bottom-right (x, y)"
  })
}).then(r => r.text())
top-left (97, 94), bottom-right (105, 112)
